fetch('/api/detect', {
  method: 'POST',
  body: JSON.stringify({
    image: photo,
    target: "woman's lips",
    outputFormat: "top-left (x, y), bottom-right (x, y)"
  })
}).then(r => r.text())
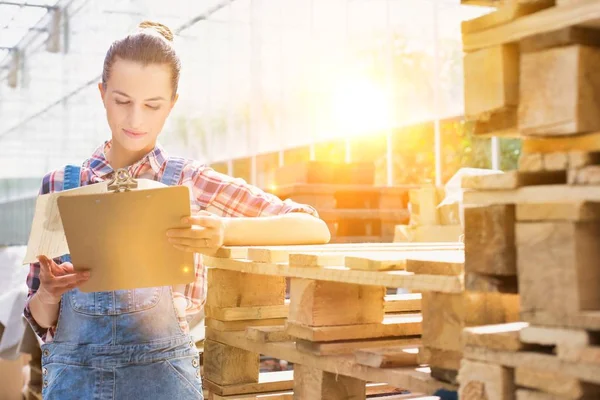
top-left (123, 128), bottom-right (146, 138)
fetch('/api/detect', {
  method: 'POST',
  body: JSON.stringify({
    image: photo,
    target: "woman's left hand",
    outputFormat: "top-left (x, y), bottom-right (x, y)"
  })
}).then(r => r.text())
top-left (167, 211), bottom-right (227, 254)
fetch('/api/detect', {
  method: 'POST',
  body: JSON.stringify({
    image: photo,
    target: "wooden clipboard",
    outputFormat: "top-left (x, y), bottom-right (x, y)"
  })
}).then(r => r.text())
top-left (57, 169), bottom-right (195, 292)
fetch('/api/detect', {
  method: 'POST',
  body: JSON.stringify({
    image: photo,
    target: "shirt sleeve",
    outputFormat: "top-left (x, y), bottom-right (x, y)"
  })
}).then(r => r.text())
top-left (23, 170), bottom-right (62, 343)
top-left (192, 165), bottom-right (319, 218)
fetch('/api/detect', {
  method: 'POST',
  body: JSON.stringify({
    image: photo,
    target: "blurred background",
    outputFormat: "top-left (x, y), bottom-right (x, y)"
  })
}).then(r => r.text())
top-left (0, 0), bottom-right (520, 200)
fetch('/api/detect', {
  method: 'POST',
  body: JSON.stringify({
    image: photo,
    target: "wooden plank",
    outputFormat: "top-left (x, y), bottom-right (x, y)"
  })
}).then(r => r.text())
top-left (205, 303), bottom-right (289, 321)
top-left (465, 272), bottom-right (519, 293)
top-left (422, 292), bottom-right (506, 352)
top-left (558, 345), bottom-right (600, 365)
top-left (246, 326), bottom-right (291, 343)
top-left (525, 310), bottom-right (600, 330)
top-left (472, 107), bottom-right (519, 136)
top-left (515, 389), bottom-right (563, 400)
top-left (247, 242), bottom-right (463, 263)
top-left (463, 345), bottom-right (600, 385)
top-left (209, 392), bottom-right (293, 400)
top-left (520, 45), bottom-right (600, 136)
top-left (285, 313), bottom-right (422, 342)
top-left (417, 347), bottom-right (462, 371)
top-left (205, 318), bottom-right (286, 332)
top-left (516, 202), bottom-right (600, 221)
top-left (569, 165), bottom-right (600, 184)
top-left (297, 337), bottom-right (421, 357)
top-left (207, 269), bottom-right (286, 308)
top-left (205, 329), bottom-right (457, 395)
top-left (463, 184), bottom-right (600, 206)
top-left (543, 152), bottom-right (568, 171)
top-left (464, 44), bottom-right (519, 118)
top-left (204, 257), bottom-right (464, 293)
top-left (464, 205), bottom-right (516, 276)
top-left (519, 152), bottom-right (543, 172)
top-left (516, 222), bottom-right (600, 325)
top-left (204, 339), bottom-right (260, 386)
top-left (462, 1), bottom-right (554, 34)
top-left (463, 322), bottom-right (528, 352)
top-left (569, 151), bottom-right (600, 168)
top-left (404, 257), bottom-right (463, 276)
top-left (395, 225), bottom-right (463, 243)
top-left (343, 250), bottom-right (463, 272)
top-left (461, 170), bottom-right (566, 190)
top-left (519, 325), bottom-right (591, 347)
top-left (214, 247), bottom-right (249, 259)
top-left (288, 279), bottom-right (384, 327)
top-left (355, 346), bottom-right (419, 368)
top-left (204, 370), bottom-right (294, 396)
top-left (515, 366), bottom-right (600, 399)
top-left (384, 293), bottom-right (422, 313)
top-left (462, 0), bottom-right (600, 52)
top-left (520, 25), bottom-right (600, 53)
top-left (293, 364), bottom-right (366, 400)
top-left (457, 360), bottom-right (515, 400)
top-left (409, 186), bottom-right (439, 226)
top-left (522, 132), bottom-right (600, 154)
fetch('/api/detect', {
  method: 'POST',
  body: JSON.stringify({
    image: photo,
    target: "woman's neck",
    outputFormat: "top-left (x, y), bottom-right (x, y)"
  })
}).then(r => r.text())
top-left (107, 140), bottom-right (151, 170)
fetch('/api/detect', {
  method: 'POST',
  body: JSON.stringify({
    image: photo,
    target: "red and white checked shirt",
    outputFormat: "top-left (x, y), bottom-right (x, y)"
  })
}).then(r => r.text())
top-left (24, 140), bottom-right (318, 342)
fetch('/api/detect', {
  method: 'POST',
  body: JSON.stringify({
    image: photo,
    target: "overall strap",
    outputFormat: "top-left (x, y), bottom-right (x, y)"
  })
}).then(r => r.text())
top-left (160, 157), bottom-right (186, 186)
top-left (63, 165), bottom-right (82, 190)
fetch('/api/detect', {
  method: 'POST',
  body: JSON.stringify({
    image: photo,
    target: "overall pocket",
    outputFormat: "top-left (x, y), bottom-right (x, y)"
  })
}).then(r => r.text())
top-left (68, 287), bottom-right (163, 315)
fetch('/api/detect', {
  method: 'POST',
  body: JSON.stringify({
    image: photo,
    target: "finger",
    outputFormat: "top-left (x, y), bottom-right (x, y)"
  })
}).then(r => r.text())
top-left (53, 272), bottom-right (90, 288)
top-left (167, 226), bottom-right (210, 239)
top-left (37, 256), bottom-right (54, 278)
top-left (185, 215), bottom-right (220, 228)
top-left (56, 262), bottom-right (75, 275)
top-left (173, 244), bottom-right (195, 253)
top-left (168, 237), bottom-right (212, 248)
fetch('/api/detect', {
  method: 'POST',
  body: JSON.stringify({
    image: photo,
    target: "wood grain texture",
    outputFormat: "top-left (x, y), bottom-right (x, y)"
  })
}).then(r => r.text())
top-left (462, 0), bottom-right (554, 34)
top-left (205, 318), bottom-right (286, 332)
top-left (204, 370), bottom-right (293, 396)
top-left (515, 366), bottom-right (600, 399)
top-left (418, 347), bottom-right (462, 371)
top-left (207, 268), bottom-right (286, 308)
top-left (297, 337), bottom-right (421, 357)
top-left (520, 26), bottom-right (600, 53)
top-left (293, 364), bottom-right (366, 400)
top-left (204, 339), bottom-right (260, 386)
top-left (355, 346), bottom-right (420, 368)
top-left (516, 202), bottom-right (600, 221)
top-left (246, 326), bottom-right (291, 343)
top-left (458, 359), bottom-right (515, 400)
top-left (461, 171), bottom-right (566, 190)
top-left (463, 322), bottom-right (528, 352)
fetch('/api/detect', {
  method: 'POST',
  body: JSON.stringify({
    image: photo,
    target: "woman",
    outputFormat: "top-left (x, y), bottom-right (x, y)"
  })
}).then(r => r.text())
top-left (24, 21), bottom-right (330, 400)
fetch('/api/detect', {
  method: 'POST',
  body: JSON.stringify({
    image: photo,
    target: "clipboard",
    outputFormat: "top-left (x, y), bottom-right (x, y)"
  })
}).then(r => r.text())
top-left (57, 168), bottom-right (195, 292)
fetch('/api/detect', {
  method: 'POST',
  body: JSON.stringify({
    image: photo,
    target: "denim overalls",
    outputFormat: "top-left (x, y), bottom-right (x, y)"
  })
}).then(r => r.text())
top-left (40, 159), bottom-right (203, 399)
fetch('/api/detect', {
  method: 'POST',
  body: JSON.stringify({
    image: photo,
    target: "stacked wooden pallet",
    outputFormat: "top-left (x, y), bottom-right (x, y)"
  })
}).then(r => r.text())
top-left (269, 162), bottom-right (412, 243)
top-left (198, 241), bottom-right (523, 399)
top-left (459, 1), bottom-right (600, 397)
top-left (394, 186), bottom-right (462, 243)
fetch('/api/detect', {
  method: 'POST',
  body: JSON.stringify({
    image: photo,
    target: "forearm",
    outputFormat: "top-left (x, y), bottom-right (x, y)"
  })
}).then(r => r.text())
top-left (223, 213), bottom-right (331, 246)
top-left (28, 291), bottom-right (60, 329)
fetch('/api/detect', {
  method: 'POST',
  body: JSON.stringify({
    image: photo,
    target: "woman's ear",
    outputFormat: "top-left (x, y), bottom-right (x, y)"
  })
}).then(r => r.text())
top-left (170, 93), bottom-right (179, 110)
top-left (98, 82), bottom-right (106, 102)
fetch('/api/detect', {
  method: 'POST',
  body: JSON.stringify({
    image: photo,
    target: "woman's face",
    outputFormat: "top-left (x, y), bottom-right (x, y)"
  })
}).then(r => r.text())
top-left (99, 58), bottom-right (177, 155)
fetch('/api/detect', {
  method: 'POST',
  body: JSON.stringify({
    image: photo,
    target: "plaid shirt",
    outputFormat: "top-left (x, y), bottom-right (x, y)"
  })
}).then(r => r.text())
top-left (24, 140), bottom-right (318, 342)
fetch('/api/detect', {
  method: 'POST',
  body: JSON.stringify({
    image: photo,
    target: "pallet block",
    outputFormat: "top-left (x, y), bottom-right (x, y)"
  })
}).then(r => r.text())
top-left (204, 339), bottom-right (260, 386)
top-left (516, 221), bottom-right (600, 326)
top-left (288, 278), bottom-right (385, 327)
top-left (409, 186), bottom-right (439, 226)
top-left (464, 205), bottom-right (516, 276)
top-left (464, 44), bottom-right (519, 119)
top-left (293, 364), bottom-right (366, 400)
top-left (418, 347), bottom-right (462, 371)
top-left (520, 26), bottom-right (600, 53)
top-left (519, 45), bottom-right (600, 136)
top-left (207, 269), bottom-right (286, 308)
top-left (422, 292), bottom-right (506, 353)
top-left (458, 359), bottom-right (515, 400)
top-left (355, 346), bottom-right (420, 368)
top-left (515, 366), bottom-right (600, 399)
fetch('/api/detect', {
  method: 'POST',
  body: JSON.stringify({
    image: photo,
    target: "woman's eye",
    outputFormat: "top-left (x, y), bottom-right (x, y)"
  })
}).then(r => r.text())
top-left (115, 100), bottom-right (130, 105)
top-left (146, 104), bottom-right (160, 110)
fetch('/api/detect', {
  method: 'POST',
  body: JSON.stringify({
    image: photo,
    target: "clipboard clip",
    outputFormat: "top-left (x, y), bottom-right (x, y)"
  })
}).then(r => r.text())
top-left (107, 168), bottom-right (138, 192)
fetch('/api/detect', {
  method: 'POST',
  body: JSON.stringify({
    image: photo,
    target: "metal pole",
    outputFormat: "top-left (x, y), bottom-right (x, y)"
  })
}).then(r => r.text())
top-left (308, 0), bottom-right (316, 161)
top-left (491, 136), bottom-right (500, 169)
top-left (386, 0), bottom-right (393, 186)
top-left (433, 0), bottom-right (442, 186)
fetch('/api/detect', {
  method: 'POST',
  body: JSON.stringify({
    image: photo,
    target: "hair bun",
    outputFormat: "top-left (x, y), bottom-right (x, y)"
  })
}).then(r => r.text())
top-left (138, 20), bottom-right (174, 42)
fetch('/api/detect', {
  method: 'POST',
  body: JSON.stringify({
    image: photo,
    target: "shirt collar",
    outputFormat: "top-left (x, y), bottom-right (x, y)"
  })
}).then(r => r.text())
top-left (83, 140), bottom-right (168, 179)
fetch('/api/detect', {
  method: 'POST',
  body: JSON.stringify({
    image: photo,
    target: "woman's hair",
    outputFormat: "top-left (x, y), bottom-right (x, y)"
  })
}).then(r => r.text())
top-left (102, 21), bottom-right (180, 98)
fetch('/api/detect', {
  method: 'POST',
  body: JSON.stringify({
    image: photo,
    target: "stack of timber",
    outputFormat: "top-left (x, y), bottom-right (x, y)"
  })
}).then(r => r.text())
top-left (200, 241), bottom-right (517, 399)
top-left (268, 161), bottom-right (412, 243)
top-left (394, 186), bottom-right (463, 243)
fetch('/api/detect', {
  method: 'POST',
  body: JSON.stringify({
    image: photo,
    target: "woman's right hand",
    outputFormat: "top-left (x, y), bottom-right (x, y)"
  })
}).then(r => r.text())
top-left (36, 255), bottom-right (91, 304)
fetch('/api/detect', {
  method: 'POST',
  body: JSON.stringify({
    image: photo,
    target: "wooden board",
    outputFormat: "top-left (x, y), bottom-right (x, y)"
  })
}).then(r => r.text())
top-left (206, 303), bottom-right (289, 321)
top-left (288, 279), bottom-right (384, 326)
top-left (205, 318), bottom-right (286, 332)
top-left (204, 257), bottom-right (464, 293)
top-left (522, 132), bottom-right (600, 154)
top-left (296, 337), bottom-right (421, 357)
top-left (246, 326), bottom-right (291, 343)
top-left (203, 371), bottom-right (294, 396)
top-left (204, 339), bottom-right (260, 386)
top-left (409, 186), bottom-right (439, 226)
top-left (462, 0), bottom-right (554, 34)
top-left (461, 170), bottom-right (566, 190)
top-left (463, 322), bottom-right (528, 352)
top-left (355, 346), bottom-right (419, 369)
top-left (525, 310), bottom-right (600, 331)
top-left (465, 272), bottom-right (519, 293)
top-left (520, 25), bottom-right (600, 53)
top-left (205, 329), bottom-right (457, 395)
top-left (207, 269), bottom-right (286, 308)
top-left (520, 45), bottom-right (600, 136)
top-left (463, 345), bottom-right (600, 385)
top-left (394, 225), bottom-right (463, 243)
top-left (515, 366), bottom-right (600, 399)
top-left (519, 152), bottom-right (543, 172)
top-left (462, 0), bottom-right (600, 52)
top-left (516, 202), bottom-right (600, 221)
top-left (569, 165), bottom-right (600, 184)
top-left (457, 359), bottom-right (515, 400)
top-left (421, 292), bottom-right (506, 352)
top-left (285, 313), bottom-right (422, 342)
top-left (464, 204), bottom-right (516, 276)
top-left (417, 347), bottom-right (462, 371)
top-left (516, 222), bottom-right (600, 324)
top-left (464, 44), bottom-right (519, 118)
top-left (463, 184), bottom-right (600, 206)
top-left (342, 250), bottom-right (463, 272)
top-left (472, 107), bottom-right (519, 136)
top-left (404, 257), bottom-right (463, 276)
top-left (293, 364), bottom-right (366, 400)
top-left (385, 293), bottom-right (422, 313)
top-left (204, 370), bottom-right (294, 396)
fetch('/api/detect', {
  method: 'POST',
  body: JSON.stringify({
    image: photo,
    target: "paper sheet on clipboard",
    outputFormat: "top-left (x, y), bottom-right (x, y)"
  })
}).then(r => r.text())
top-left (23, 179), bottom-right (167, 265)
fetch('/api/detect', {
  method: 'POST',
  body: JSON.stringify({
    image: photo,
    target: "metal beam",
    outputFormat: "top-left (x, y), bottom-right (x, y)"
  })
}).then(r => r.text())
top-left (0, 1), bottom-right (55, 9)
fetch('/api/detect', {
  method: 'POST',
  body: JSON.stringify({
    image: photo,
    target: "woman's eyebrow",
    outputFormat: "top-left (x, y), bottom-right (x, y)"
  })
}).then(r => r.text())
top-left (112, 90), bottom-right (166, 101)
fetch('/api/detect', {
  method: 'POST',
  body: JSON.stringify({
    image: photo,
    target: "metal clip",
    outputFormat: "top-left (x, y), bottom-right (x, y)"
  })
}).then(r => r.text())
top-left (107, 168), bottom-right (138, 192)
